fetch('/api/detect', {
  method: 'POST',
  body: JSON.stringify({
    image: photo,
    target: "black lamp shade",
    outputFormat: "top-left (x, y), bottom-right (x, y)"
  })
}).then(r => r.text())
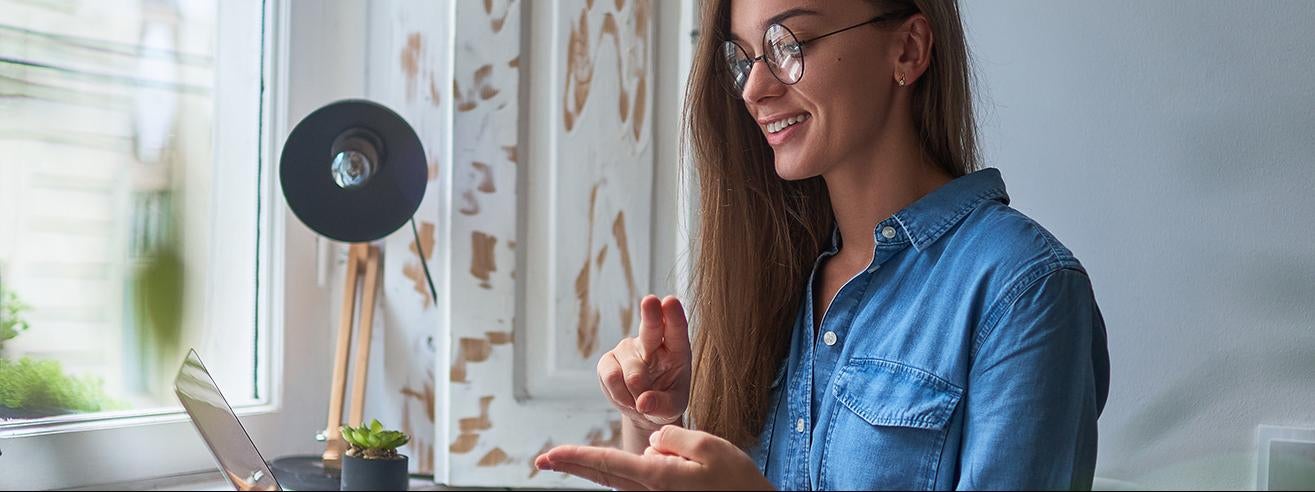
top-left (280, 100), bottom-right (427, 243)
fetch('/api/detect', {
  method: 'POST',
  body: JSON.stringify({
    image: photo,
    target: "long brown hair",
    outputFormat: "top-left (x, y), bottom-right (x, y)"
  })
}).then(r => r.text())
top-left (683, 0), bottom-right (979, 446)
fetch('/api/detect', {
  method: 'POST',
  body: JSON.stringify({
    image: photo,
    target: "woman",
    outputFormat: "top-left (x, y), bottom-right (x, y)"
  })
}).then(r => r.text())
top-left (536, 0), bottom-right (1110, 489)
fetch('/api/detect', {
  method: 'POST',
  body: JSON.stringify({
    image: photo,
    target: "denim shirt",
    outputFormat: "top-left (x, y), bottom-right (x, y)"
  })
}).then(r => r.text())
top-left (749, 168), bottom-right (1110, 490)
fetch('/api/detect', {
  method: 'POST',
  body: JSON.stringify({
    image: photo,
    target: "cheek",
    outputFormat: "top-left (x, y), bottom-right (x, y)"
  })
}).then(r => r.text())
top-left (806, 47), bottom-right (891, 101)
top-left (798, 62), bottom-right (885, 140)
top-left (830, 55), bottom-right (888, 102)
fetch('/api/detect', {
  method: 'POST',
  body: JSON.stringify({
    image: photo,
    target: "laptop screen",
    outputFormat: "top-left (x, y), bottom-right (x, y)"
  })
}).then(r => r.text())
top-left (174, 349), bottom-right (280, 491)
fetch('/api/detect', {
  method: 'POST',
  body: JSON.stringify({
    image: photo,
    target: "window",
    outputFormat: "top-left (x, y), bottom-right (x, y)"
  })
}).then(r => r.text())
top-left (0, 2), bottom-right (379, 489)
top-left (0, 0), bottom-right (265, 427)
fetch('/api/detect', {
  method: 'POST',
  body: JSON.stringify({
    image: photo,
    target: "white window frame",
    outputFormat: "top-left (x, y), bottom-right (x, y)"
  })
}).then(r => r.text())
top-left (0, 1), bottom-right (367, 489)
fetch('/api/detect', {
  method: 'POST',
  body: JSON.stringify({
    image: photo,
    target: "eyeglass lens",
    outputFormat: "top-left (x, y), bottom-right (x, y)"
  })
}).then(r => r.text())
top-left (722, 23), bottom-right (805, 96)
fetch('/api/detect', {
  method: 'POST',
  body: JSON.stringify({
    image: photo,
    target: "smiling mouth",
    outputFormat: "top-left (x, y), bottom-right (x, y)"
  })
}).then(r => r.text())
top-left (764, 113), bottom-right (810, 134)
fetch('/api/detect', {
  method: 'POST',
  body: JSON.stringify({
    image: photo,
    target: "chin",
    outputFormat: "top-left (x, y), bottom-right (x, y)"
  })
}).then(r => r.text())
top-left (773, 156), bottom-right (820, 181)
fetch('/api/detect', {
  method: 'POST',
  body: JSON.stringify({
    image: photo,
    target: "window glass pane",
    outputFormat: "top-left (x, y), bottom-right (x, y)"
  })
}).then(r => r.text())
top-left (0, 0), bottom-right (263, 425)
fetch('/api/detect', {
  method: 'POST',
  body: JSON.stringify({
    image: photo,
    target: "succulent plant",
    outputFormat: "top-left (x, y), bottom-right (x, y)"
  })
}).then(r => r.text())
top-left (341, 418), bottom-right (410, 459)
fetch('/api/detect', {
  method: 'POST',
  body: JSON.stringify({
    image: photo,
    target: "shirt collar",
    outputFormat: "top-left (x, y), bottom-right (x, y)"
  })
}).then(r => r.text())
top-left (823, 167), bottom-right (1010, 255)
top-left (894, 167), bottom-right (1010, 251)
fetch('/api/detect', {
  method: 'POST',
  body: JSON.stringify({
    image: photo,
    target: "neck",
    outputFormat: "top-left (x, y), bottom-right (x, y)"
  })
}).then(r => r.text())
top-left (822, 117), bottom-right (951, 261)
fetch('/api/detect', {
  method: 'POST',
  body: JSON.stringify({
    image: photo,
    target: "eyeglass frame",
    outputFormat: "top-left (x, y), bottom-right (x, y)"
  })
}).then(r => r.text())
top-left (723, 9), bottom-right (917, 96)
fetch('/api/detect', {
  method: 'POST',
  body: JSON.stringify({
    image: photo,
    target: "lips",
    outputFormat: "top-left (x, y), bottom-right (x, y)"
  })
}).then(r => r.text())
top-left (759, 112), bottom-right (811, 146)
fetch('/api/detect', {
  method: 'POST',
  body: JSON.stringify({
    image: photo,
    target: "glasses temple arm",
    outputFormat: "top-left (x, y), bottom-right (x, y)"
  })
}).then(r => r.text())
top-left (798, 12), bottom-right (914, 46)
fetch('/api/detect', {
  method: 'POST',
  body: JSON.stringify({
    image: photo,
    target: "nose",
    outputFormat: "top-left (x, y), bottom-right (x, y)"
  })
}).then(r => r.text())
top-left (741, 58), bottom-right (786, 105)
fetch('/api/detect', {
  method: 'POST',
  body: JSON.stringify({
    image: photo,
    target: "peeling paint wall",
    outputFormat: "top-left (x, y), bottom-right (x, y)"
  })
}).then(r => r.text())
top-left (519, 0), bottom-right (662, 414)
top-left (361, 0), bottom-right (452, 477)
top-left (554, 0), bottom-right (653, 369)
top-left (441, 0), bottom-right (535, 485)
top-left (347, 0), bottom-right (676, 487)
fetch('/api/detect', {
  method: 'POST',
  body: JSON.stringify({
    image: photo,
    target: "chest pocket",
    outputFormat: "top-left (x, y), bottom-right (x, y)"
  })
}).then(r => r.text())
top-left (822, 358), bottom-right (962, 491)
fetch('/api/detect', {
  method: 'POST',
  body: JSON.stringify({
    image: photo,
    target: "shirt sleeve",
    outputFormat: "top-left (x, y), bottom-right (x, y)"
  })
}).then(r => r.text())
top-left (956, 267), bottom-right (1111, 490)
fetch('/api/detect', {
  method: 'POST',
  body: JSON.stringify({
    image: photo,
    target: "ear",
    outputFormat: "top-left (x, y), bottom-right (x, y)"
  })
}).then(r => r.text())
top-left (895, 13), bottom-right (934, 86)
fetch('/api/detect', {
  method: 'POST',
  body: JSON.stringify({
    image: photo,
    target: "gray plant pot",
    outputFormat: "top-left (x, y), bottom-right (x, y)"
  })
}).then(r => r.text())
top-left (340, 453), bottom-right (408, 491)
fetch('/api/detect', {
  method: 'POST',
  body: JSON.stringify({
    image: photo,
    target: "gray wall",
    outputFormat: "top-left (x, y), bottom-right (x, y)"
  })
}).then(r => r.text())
top-left (962, 1), bottom-right (1315, 489)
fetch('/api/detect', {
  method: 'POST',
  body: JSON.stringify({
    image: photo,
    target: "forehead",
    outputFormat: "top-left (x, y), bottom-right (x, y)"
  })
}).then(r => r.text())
top-left (727, 0), bottom-right (873, 41)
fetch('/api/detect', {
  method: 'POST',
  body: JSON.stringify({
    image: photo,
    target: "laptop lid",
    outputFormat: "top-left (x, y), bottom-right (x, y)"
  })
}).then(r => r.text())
top-left (174, 349), bottom-right (281, 491)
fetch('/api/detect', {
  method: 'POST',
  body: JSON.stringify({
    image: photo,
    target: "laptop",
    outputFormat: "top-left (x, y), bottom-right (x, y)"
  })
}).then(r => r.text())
top-left (174, 349), bottom-right (283, 491)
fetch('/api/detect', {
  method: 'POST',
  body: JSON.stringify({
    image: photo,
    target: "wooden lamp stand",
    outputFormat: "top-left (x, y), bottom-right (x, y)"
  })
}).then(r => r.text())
top-left (321, 242), bottom-right (381, 469)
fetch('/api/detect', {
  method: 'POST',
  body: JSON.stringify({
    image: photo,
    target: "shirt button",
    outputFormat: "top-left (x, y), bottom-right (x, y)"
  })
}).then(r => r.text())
top-left (795, 418), bottom-right (805, 433)
top-left (881, 226), bottom-right (897, 239)
top-left (823, 331), bottom-right (838, 346)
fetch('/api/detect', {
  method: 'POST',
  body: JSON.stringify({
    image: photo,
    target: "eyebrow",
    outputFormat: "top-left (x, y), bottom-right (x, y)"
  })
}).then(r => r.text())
top-left (728, 8), bottom-right (822, 44)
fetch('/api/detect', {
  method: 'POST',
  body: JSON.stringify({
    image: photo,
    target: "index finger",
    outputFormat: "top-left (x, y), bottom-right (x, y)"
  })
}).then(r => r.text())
top-left (541, 445), bottom-right (657, 485)
top-left (537, 452), bottom-right (648, 491)
top-left (637, 295), bottom-right (664, 357)
top-left (660, 296), bottom-right (690, 354)
top-left (547, 461), bottom-right (649, 491)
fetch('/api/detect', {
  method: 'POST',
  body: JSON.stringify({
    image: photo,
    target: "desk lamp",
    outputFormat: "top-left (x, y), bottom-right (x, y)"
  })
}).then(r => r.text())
top-left (269, 100), bottom-right (436, 490)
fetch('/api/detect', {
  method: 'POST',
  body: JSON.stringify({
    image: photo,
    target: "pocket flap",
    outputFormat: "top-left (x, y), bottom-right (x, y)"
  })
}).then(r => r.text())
top-left (832, 358), bottom-right (962, 430)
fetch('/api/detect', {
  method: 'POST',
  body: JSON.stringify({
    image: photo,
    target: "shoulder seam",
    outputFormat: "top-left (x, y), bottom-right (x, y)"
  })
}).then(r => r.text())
top-left (1022, 215), bottom-right (1078, 268)
top-left (960, 203), bottom-right (1091, 359)
top-left (971, 263), bottom-right (1089, 362)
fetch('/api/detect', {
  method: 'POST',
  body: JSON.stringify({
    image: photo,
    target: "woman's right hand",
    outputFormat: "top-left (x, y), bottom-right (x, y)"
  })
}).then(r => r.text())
top-left (597, 295), bottom-right (692, 431)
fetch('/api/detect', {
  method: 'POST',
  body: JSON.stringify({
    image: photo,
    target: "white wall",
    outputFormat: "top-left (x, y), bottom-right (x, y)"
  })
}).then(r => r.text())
top-left (962, 1), bottom-right (1315, 489)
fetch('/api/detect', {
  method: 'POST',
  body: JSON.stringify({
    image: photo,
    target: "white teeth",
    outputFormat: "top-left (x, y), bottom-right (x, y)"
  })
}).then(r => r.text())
top-left (767, 114), bottom-right (809, 134)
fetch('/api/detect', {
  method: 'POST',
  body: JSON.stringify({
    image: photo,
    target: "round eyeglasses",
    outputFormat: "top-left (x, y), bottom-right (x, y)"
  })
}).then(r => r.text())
top-left (722, 10), bottom-right (915, 97)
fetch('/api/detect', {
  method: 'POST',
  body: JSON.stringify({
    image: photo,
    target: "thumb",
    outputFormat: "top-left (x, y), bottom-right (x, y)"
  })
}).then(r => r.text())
top-left (649, 425), bottom-right (722, 463)
top-left (636, 390), bottom-right (683, 423)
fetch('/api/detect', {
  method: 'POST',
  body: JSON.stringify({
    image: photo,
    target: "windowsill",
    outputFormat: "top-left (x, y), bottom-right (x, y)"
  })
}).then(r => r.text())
top-left (0, 403), bottom-right (277, 439)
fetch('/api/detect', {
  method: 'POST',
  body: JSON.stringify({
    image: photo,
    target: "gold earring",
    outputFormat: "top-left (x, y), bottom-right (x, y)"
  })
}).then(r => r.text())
top-left (897, 72), bottom-right (907, 87)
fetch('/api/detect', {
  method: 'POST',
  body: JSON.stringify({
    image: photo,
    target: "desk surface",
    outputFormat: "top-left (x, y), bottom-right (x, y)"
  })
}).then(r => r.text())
top-left (76, 471), bottom-right (497, 491)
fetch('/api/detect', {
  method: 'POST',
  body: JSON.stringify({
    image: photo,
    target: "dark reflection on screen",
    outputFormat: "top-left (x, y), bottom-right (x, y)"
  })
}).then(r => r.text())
top-left (175, 349), bottom-right (280, 491)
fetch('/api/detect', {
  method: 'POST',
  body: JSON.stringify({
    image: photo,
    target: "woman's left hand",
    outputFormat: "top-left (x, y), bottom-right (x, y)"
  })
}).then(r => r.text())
top-left (534, 425), bottom-right (774, 491)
